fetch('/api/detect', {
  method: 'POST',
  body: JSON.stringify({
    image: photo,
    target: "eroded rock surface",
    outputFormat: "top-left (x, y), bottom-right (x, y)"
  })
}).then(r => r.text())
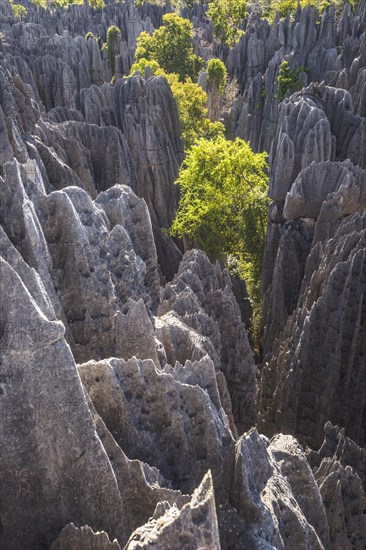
top-left (1, 1), bottom-right (366, 549)
top-left (124, 471), bottom-right (221, 550)
top-left (51, 524), bottom-right (121, 550)
top-left (159, 250), bottom-right (256, 434)
top-left (308, 423), bottom-right (366, 550)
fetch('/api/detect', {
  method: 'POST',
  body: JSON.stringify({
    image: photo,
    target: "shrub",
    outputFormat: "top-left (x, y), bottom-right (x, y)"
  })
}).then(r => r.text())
top-left (10, 3), bottom-right (27, 18)
top-left (106, 25), bottom-right (121, 77)
top-left (276, 60), bottom-right (306, 100)
top-left (207, 58), bottom-right (227, 96)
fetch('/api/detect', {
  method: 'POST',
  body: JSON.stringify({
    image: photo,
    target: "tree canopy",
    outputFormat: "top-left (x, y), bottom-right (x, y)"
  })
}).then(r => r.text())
top-left (170, 136), bottom-right (269, 312)
top-left (106, 25), bottom-right (121, 76)
top-left (276, 60), bottom-right (306, 99)
top-left (29, 0), bottom-right (105, 8)
top-left (134, 13), bottom-right (202, 82)
top-left (207, 0), bottom-right (248, 47)
top-left (207, 58), bottom-right (227, 96)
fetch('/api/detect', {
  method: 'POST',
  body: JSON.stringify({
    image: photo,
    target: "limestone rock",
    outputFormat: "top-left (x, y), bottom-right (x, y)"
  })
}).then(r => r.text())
top-left (124, 471), bottom-right (221, 550)
top-left (34, 119), bottom-right (137, 196)
top-left (284, 160), bottom-right (366, 220)
top-left (51, 524), bottom-right (121, 550)
top-left (259, 212), bottom-right (366, 449)
top-left (78, 356), bottom-right (235, 498)
top-left (230, 429), bottom-right (329, 549)
top-left (159, 250), bottom-right (256, 433)
top-left (307, 423), bottom-right (366, 550)
top-left (270, 91), bottom-right (333, 203)
top-left (33, 184), bottom-right (159, 362)
top-left (112, 75), bottom-right (183, 228)
top-left (0, 249), bottom-right (126, 549)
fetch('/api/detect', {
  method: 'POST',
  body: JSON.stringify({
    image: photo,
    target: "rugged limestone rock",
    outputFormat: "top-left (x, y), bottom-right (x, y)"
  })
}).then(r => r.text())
top-left (159, 249), bottom-right (257, 434)
top-left (307, 423), bottom-right (366, 550)
top-left (284, 160), bottom-right (366, 220)
top-left (231, 429), bottom-right (329, 549)
top-left (259, 212), bottom-right (366, 449)
top-left (51, 524), bottom-right (121, 550)
top-left (0, 157), bottom-right (160, 363)
top-left (0, 246), bottom-right (126, 549)
top-left (225, 2), bottom-right (366, 155)
top-left (78, 356), bottom-right (235, 499)
top-left (262, 43), bottom-right (366, 358)
top-left (1, 8), bottom-right (184, 279)
top-left (1, 1), bottom-right (366, 549)
top-left (112, 75), bottom-right (183, 229)
top-left (124, 471), bottom-right (221, 550)
top-left (34, 119), bottom-right (137, 196)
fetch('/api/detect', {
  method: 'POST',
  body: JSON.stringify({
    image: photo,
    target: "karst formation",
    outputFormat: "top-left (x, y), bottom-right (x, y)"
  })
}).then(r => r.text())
top-left (0, 0), bottom-right (365, 548)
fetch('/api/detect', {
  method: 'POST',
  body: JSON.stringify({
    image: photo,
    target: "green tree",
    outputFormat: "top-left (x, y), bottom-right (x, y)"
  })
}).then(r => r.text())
top-left (10, 3), bottom-right (27, 18)
top-left (85, 31), bottom-right (98, 41)
top-left (276, 60), bottom-right (306, 100)
top-left (206, 58), bottom-right (227, 121)
top-left (106, 25), bottom-right (121, 77)
top-left (135, 14), bottom-right (202, 82)
top-left (29, 0), bottom-right (105, 9)
top-left (207, 0), bottom-right (247, 47)
top-left (130, 58), bottom-right (224, 149)
top-left (170, 136), bottom-right (269, 318)
top-left (268, 0), bottom-right (297, 20)
top-left (207, 58), bottom-right (227, 96)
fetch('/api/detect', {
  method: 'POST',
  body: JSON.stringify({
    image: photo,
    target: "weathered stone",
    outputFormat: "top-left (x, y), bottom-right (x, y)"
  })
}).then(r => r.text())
top-left (0, 250), bottom-right (126, 549)
top-left (124, 471), bottom-right (221, 550)
top-left (51, 524), bottom-right (121, 550)
top-left (307, 423), bottom-right (366, 550)
top-left (78, 356), bottom-right (235, 499)
top-left (231, 429), bottom-right (329, 549)
top-left (159, 250), bottom-right (256, 434)
top-left (1, 2), bottom-right (366, 549)
top-left (259, 212), bottom-right (366, 449)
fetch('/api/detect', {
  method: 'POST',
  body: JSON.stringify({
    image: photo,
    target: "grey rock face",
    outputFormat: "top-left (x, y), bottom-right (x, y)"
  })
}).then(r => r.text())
top-left (124, 471), bottom-right (221, 550)
top-left (1, 1), bottom-right (366, 549)
top-left (225, 2), bottom-right (366, 154)
top-left (26, 179), bottom-right (159, 362)
top-left (51, 524), bottom-right (121, 550)
top-left (231, 429), bottom-right (329, 549)
top-left (0, 248), bottom-right (126, 549)
top-left (0, 237), bottom-right (191, 550)
top-left (1, 6), bottom-right (184, 270)
top-left (284, 160), bottom-right (366, 220)
top-left (258, 9), bottom-right (366, 447)
top-left (34, 119), bottom-right (137, 196)
top-left (262, 59), bottom-right (366, 358)
top-left (269, 90), bottom-right (334, 203)
top-left (112, 75), bottom-right (183, 228)
top-left (307, 423), bottom-right (366, 550)
top-left (78, 355), bottom-right (235, 499)
top-left (159, 249), bottom-right (256, 434)
top-left (259, 212), bottom-right (366, 449)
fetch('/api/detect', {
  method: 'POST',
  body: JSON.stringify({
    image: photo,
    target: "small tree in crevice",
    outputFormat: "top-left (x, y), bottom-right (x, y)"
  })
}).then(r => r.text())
top-left (276, 60), bottom-right (307, 100)
top-left (106, 25), bottom-right (121, 78)
top-left (206, 58), bottom-right (227, 121)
